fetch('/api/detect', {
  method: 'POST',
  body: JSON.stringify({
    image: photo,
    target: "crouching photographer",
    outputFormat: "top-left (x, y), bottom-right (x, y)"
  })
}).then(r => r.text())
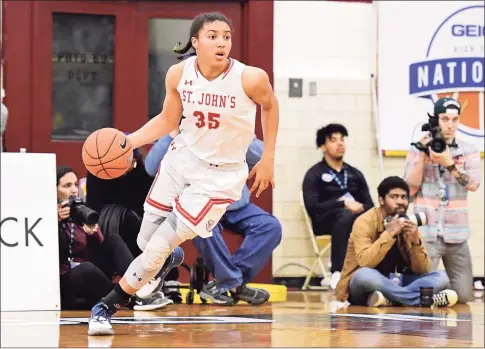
top-left (57, 166), bottom-right (134, 310)
top-left (335, 176), bottom-right (457, 308)
top-left (404, 97), bottom-right (481, 303)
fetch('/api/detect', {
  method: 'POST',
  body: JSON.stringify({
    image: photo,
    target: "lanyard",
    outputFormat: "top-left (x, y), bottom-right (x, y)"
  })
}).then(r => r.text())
top-left (62, 220), bottom-right (76, 262)
top-left (329, 169), bottom-right (348, 191)
top-left (437, 166), bottom-right (449, 205)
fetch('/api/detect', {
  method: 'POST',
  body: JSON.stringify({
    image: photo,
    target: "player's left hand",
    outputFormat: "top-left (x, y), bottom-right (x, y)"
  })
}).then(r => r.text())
top-left (429, 146), bottom-right (454, 167)
top-left (248, 158), bottom-right (275, 198)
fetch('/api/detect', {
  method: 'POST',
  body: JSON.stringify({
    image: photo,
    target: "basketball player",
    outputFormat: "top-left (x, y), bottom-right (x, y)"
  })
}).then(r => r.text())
top-left (88, 12), bottom-right (279, 335)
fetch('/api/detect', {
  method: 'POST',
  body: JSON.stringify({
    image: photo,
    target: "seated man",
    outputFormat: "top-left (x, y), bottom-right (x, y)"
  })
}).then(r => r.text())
top-left (303, 124), bottom-right (374, 288)
top-left (335, 176), bottom-right (458, 308)
top-left (145, 131), bottom-right (282, 305)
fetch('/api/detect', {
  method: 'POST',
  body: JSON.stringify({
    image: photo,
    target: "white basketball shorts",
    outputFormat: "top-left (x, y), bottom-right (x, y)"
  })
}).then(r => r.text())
top-left (143, 136), bottom-right (248, 238)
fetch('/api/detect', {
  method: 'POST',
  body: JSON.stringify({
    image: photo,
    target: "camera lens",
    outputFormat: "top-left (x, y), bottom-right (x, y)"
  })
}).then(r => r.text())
top-left (430, 138), bottom-right (446, 153)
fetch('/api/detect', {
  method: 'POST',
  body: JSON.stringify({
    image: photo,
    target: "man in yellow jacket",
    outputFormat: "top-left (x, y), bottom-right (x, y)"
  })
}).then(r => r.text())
top-left (335, 176), bottom-right (458, 308)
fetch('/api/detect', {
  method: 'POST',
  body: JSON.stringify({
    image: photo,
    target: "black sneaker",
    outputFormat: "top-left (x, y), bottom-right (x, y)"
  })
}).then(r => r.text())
top-left (163, 280), bottom-right (183, 304)
top-left (199, 281), bottom-right (235, 305)
top-left (232, 284), bottom-right (270, 305)
top-left (133, 292), bottom-right (173, 311)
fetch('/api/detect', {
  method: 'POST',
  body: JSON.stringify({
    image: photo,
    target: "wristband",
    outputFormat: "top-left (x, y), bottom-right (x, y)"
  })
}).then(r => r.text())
top-left (446, 163), bottom-right (456, 172)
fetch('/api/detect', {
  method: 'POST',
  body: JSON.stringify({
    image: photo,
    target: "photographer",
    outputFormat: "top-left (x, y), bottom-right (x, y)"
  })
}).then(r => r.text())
top-left (57, 166), bottom-right (134, 309)
top-left (335, 176), bottom-right (457, 308)
top-left (404, 97), bottom-right (481, 303)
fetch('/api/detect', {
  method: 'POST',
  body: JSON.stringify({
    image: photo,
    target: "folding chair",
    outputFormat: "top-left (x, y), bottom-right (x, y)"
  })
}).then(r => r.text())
top-left (300, 191), bottom-right (332, 290)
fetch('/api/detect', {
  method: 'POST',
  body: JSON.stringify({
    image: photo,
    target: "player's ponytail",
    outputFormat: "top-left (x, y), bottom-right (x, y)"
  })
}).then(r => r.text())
top-left (174, 40), bottom-right (195, 61)
top-left (173, 12), bottom-right (233, 61)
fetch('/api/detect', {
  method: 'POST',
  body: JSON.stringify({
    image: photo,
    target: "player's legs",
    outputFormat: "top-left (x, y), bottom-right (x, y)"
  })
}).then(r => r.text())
top-left (134, 143), bottom-right (188, 297)
top-left (88, 147), bottom-right (188, 335)
top-left (131, 211), bottom-right (184, 306)
top-left (88, 212), bottom-right (196, 336)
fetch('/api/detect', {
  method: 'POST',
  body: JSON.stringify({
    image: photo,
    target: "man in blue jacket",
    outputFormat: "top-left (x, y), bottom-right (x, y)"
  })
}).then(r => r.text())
top-left (145, 131), bottom-right (282, 305)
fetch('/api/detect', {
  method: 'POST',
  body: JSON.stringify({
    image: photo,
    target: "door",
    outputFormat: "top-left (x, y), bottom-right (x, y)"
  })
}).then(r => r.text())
top-left (31, 1), bottom-right (135, 175)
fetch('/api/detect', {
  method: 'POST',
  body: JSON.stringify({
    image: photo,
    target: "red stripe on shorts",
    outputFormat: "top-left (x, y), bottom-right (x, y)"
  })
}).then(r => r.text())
top-left (145, 160), bottom-right (173, 212)
top-left (175, 196), bottom-right (234, 226)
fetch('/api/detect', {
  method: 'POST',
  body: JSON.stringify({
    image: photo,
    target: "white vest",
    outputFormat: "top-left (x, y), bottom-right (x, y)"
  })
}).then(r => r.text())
top-left (176, 56), bottom-right (256, 165)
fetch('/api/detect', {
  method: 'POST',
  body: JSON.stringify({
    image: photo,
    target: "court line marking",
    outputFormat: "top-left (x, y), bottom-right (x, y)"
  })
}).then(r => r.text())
top-left (2, 316), bottom-right (274, 326)
top-left (332, 313), bottom-right (470, 323)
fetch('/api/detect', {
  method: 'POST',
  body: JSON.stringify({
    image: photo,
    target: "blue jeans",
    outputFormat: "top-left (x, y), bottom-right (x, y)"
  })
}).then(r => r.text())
top-left (348, 267), bottom-right (450, 306)
top-left (193, 203), bottom-right (282, 293)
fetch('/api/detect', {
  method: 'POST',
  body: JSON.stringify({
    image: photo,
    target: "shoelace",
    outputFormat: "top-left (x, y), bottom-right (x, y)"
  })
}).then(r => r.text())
top-left (207, 282), bottom-right (230, 297)
top-left (432, 293), bottom-right (449, 307)
top-left (92, 304), bottom-right (116, 324)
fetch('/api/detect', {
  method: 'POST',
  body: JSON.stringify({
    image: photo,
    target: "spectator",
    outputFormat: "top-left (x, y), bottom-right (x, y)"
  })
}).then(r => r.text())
top-left (302, 124), bottom-right (374, 289)
top-left (85, 146), bottom-right (181, 304)
top-left (145, 131), bottom-right (282, 305)
top-left (335, 176), bottom-right (457, 308)
top-left (57, 166), bottom-right (166, 310)
top-left (404, 97), bottom-right (480, 303)
top-left (86, 147), bottom-right (153, 256)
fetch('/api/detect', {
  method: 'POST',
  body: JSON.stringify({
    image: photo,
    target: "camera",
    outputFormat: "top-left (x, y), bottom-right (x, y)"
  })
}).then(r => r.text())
top-left (411, 114), bottom-right (457, 155)
top-left (398, 212), bottom-right (427, 227)
top-left (411, 97), bottom-right (460, 155)
top-left (64, 195), bottom-right (99, 225)
top-left (384, 212), bottom-right (428, 227)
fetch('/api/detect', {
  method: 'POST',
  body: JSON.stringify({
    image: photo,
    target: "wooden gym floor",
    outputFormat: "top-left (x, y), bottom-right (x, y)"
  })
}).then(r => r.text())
top-left (2, 291), bottom-right (484, 348)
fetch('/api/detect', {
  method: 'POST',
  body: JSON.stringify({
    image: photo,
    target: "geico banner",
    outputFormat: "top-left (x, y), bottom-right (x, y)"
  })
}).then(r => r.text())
top-left (377, 1), bottom-right (484, 154)
top-left (1, 153), bottom-right (60, 311)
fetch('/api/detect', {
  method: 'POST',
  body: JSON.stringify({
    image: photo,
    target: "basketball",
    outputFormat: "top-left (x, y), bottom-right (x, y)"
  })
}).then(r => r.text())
top-left (82, 128), bottom-right (134, 180)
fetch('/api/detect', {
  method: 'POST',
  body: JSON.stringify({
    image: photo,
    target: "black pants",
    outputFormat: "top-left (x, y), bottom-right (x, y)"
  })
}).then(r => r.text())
top-left (88, 233), bottom-right (134, 278)
top-left (313, 208), bottom-right (358, 273)
top-left (60, 262), bottom-right (113, 310)
top-left (61, 234), bottom-right (134, 310)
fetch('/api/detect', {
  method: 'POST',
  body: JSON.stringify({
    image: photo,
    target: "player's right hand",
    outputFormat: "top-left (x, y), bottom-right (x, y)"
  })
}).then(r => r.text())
top-left (57, 201), bottom-right (70, 222)
top-left (248, 159), bottom-right (275, 198)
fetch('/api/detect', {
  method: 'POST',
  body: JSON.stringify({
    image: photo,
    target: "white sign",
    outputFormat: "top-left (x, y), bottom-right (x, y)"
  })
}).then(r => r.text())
top-left (377, 1), bottom-right (484, 154)
top-left (1, 153), bottom-right (60, 311)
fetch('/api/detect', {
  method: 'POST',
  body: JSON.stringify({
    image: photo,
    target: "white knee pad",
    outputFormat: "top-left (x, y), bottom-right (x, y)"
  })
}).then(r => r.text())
top-left (137, 235), bottom-right (149, 252)
top-left (139, 212), bottom-right (196, 272)
top-left (137, 211), bottom-right (167, 252)
top-left (166, 211), bottom-right (197, 244)
top-left (141, 235), bottom-right (171, 272)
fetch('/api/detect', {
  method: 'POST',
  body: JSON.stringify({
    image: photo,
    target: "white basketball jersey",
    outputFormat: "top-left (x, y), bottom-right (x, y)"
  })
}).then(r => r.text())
top-left (176, 56), bottom-right (257, 165)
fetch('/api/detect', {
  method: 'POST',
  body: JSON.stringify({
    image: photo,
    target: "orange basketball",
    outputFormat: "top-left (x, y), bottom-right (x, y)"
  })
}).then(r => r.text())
top-left (82, 128), bottom-right (134, 180)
